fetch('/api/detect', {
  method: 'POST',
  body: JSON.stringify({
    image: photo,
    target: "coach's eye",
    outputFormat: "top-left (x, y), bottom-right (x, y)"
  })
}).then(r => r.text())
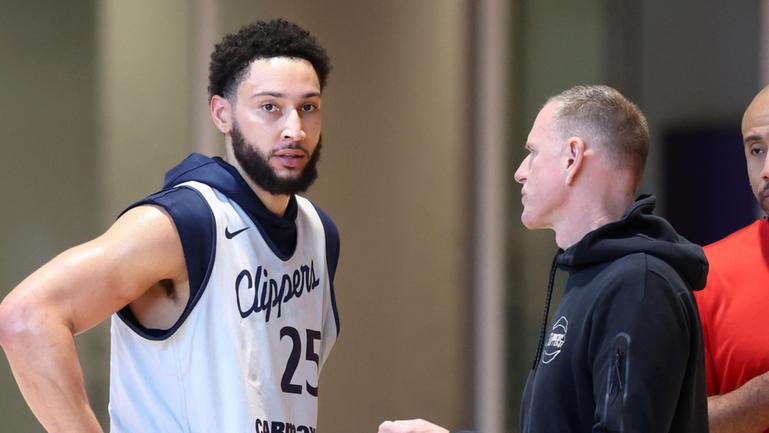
top-left (750, 144), bottom-right (767, 156)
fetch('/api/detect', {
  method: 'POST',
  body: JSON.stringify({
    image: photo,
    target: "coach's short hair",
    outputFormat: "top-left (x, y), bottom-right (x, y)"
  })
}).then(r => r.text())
top-left (208, 19), bottom-right (332, 100)
top-left (549, 85), bottom-right (649, 180)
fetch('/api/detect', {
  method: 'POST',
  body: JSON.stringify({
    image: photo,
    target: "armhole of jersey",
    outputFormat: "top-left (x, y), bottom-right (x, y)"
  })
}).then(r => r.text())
top-left (115, 186), bottom-right (217, 340)
top-left (311, 202), bottom-right (341, 336)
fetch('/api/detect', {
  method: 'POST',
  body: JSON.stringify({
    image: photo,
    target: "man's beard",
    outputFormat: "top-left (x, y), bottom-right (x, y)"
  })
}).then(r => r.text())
top-left (760, 181), bottom-right (769, 215)
top-left (231, 121), bottom-right (321, 195)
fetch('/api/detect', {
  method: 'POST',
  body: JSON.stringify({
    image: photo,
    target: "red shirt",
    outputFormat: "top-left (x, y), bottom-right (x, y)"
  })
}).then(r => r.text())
top-left (695, 219), bottom-right (769, 401)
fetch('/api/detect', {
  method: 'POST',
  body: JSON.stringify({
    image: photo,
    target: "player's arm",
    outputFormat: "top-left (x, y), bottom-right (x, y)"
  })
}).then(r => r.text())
top-left (707, 372), bottom-right (769, 433)
top-left (0, 205), bottom-right (186, 433)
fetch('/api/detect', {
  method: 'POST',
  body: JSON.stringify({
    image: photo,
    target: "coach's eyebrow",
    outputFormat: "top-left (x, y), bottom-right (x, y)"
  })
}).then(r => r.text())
top-left (744, 133), bottom-right (762, 144)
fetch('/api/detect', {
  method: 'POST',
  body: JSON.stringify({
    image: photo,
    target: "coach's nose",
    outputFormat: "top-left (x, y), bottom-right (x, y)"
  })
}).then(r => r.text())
top-left (514, 154), bottom-right (530, 184)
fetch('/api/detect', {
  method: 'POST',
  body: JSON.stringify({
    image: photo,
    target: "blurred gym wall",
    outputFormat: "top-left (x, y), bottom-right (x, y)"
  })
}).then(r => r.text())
top-left (1, 1), bottom-right (764, 432)
top-left (1, 1), bottom-right (473, 432)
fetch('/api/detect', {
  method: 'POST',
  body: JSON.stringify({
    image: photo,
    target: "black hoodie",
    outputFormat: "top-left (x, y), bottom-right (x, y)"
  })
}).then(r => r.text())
top-left (520, 195), bottom-right (708, 433)
top-left (116, 153), bottom-right (340, 339)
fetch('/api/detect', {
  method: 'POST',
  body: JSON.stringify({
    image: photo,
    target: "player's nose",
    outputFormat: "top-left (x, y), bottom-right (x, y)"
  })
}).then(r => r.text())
top-left (282, 110), bottom-right (306, 141)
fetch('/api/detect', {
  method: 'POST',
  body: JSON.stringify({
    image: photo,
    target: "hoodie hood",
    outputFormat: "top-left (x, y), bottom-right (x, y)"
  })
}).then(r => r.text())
top-left (162, 153), bottom-right (298, 223)
top-left (557, 194), bottom-right (708, 291)
top-left (161, 153), bottom-right (299, 258)
top-left (530, 194), bottom-right (708, 371)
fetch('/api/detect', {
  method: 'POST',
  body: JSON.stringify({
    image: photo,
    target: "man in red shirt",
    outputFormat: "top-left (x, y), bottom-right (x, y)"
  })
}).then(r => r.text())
top-left (695, 85), bottom-right (769, 433)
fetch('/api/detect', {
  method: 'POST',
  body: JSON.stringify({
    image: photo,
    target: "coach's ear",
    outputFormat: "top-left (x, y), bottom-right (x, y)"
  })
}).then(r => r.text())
top-left (210, 95), bottom-right (233, 134)
top-left (565, 136), bottom-right (587, 186)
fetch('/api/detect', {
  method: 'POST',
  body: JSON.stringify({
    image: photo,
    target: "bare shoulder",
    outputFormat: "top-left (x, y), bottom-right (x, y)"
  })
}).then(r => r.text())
top-left (110, 205), bottom-right (191, 329)
top-left (99, 204), bottom-right (188, 291)
top-left (107, 204), bottom-right (182, 251)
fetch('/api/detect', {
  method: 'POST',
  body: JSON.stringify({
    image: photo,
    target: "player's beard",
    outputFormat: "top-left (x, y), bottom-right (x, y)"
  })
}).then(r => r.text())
top-left (231, 121), bottom-right (321, 195)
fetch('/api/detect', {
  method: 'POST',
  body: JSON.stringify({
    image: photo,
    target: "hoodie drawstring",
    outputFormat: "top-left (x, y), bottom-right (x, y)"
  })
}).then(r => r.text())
top-left (531, 253), bottom-right (560, 370)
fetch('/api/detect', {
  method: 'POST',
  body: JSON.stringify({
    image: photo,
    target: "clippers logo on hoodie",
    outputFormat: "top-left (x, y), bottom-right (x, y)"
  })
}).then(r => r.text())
top-left (542, 316), bottom-right (568, 364)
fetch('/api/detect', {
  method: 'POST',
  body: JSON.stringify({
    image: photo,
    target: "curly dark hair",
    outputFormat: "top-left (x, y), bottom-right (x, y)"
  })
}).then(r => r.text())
top-left (208, 19), bottom-right (331, 100)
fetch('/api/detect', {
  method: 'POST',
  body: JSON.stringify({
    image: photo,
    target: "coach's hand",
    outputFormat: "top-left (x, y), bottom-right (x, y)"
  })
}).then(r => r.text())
top-left (378, 419), bottom-right (449, 433)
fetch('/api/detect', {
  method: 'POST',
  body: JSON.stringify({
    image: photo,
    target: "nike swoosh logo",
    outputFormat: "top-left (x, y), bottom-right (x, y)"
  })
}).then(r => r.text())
top-left (225, 226), bottom-right (250, 239)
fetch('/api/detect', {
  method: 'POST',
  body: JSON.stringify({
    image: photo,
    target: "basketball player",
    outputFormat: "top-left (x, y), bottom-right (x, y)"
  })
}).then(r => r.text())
top-left (378, 85), bottom-right (708, 432)
top-left (0, 19), bottom-right (340, 433)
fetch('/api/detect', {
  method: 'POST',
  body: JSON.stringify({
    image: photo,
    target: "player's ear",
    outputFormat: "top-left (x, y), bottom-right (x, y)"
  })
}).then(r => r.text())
top-left (565, 136), bottom-right (586, 185)
top-left (210, 95), bottom-right (233, 134)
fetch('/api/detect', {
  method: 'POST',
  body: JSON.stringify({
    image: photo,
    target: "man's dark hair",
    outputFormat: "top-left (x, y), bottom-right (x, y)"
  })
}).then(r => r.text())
top-left (208, 19), bottom-right (332, 100)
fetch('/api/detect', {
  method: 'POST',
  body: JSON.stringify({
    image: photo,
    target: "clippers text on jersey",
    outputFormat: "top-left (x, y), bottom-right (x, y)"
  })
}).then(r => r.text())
top-left (235, 261), bottom-right (321, 321)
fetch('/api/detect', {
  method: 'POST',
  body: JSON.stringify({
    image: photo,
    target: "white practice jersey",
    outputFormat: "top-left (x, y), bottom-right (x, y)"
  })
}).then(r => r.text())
top-left (109, 180), bottom-right (338, 433)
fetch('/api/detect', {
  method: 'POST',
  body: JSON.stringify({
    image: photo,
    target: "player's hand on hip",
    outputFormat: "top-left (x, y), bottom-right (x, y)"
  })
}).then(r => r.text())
top-left (377, 419), bottom-right (449, 433)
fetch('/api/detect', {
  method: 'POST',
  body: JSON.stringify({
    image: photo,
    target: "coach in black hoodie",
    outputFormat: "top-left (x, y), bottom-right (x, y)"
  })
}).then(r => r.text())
top-left (514, 85), bottom-right (708, 433)
top-left (515, 193), bottom-right (708, 432)
top-left (377, 85), bottom-right (708, 433)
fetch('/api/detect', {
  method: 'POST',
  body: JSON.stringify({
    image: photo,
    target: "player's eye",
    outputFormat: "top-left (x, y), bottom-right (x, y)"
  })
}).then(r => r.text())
top-left (261, 103), bottom-right (278, 113)
top-left (301, 103), bottom-right (317, 113)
